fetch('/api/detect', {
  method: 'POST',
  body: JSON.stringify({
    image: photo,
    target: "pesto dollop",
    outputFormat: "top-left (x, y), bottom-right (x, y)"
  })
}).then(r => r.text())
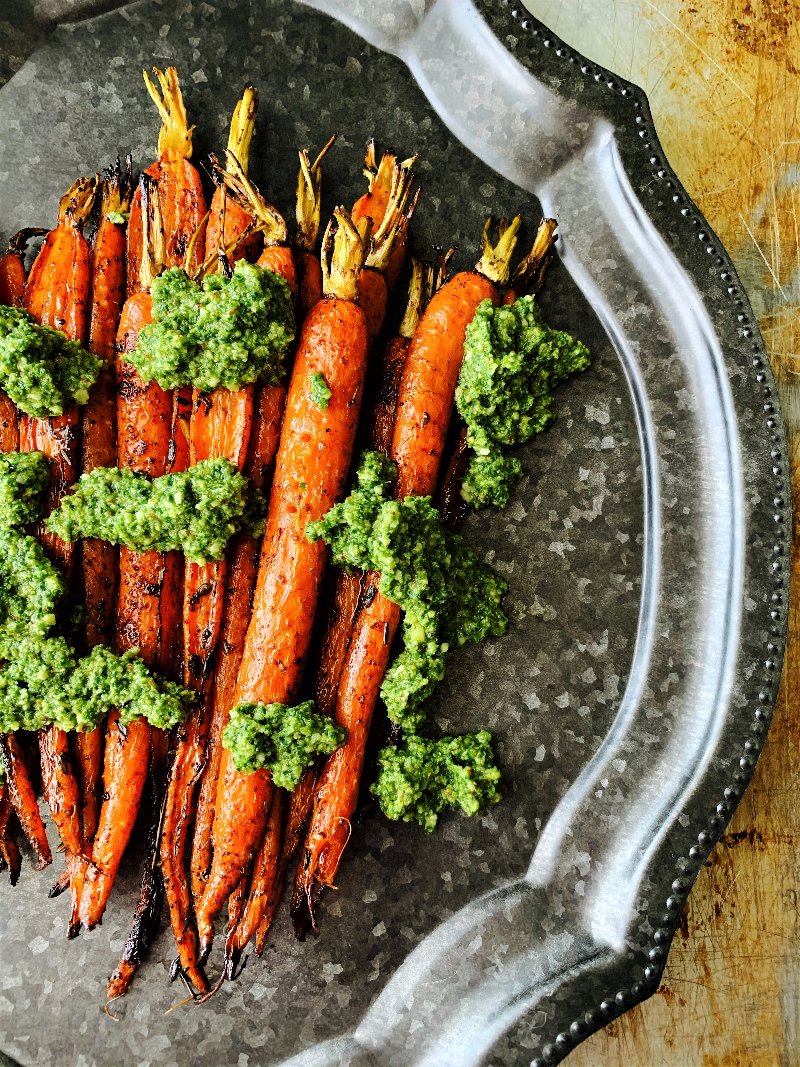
top-left (456, 295), bottom-right (591, 508)
top-left (307, 452), bottom-right (508, 732)
top-left (223, 700), bottom-right (346, 786)
top-left (371, 731), bottom-right (501, 831)
top-left (47, 458), bottom-right (265, 564)
top-left (0, 451), bottom-right (50, 528)
top-left (130, 262), bottom-right (295, 391)
top-left (0, 305), bottom-right (102, 418)
top-left (309, 371), bottom-right (332, 410)
top-left (0, 459), bottom-right (194, 736)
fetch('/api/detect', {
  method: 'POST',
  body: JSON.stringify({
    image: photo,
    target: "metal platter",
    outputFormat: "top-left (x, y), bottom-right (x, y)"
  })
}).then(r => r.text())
top-left (0, 1), bottom-right (789, 1063)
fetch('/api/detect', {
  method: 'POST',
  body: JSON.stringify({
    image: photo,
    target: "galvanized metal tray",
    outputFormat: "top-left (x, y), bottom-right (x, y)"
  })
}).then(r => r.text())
top-left (0, 1), bottom-right (789, 1063)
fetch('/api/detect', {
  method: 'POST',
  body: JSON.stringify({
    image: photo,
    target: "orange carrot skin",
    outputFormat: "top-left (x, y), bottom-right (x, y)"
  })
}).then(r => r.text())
top-left (358, 268), bottom-right (388, 348)
top-left (77, 213), bottom-right (127, 846)
top-left (206, 187), bottom-right (261, 264)
top-left (0, 735), bottom-right (51, 869)
top-left (392, 271), bottom-right (496, 497)
top-left (297, 250), bottom-right (322, 321)
top-left (126, 159), bottom-right (206, 292)
top-left (190, 385), bottom-right (286, 902)
top-left (226, 790), bottom-right (283, 960)
top-left (197, 297), bottom-right (369, 950)
top-left (79, 292), bottom-right (175, 929)
top-left (258, 244), bottom-right (297, 296)
top-left (294, 272), bottom-right (497, 925)
top-left (0, 786), bottom-right (21, 885)
top-left (352, 189), bottom-right (406, 292)
top-left (0, 251), bottom-right (26, 307)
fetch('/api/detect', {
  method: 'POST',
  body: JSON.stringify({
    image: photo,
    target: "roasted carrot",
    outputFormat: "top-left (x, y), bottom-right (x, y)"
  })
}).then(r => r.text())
top-left (161, 90), bottom-right (268, 993)
top-left (75, 160), bottom-right (135, 857)
top-left (292, 220), bottom-right (521, 935)
top-left (78, 176), bottom-right (176, 931)
top-left (0, 734), bottom-right (51, 870)
top-left (441, 218), bottom-right (558, 529)
top-left (127, 68), bottom-right (206, 290)
top-left (206, 87), bottom-right (262, 266)
top-left (18, 176), bottom-right (96, 919)
top-left (0, 228), bottom-right (46, 307)
top-left (195, 209), bottom-right (369, 958)
top-left (0, 786), bottom-right (21, 885)
top-left (189, 384), bottom-right (286, 904)
top-left (352, 142), bottom-right (416, 292)
top-left (294, 135), bottom-right (336, 319)
top-left (223, 790), bottom-right (284, 976)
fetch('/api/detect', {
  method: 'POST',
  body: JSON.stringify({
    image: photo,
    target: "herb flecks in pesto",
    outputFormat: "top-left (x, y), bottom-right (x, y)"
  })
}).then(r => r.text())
top-left (0, 451), bottom-right (50, 530)
top-left (223, 700), bottom-right (345, 786)
top-left (131, 262), bottom-right (295, 392)
top-left (457, 295), bottom-right (590, 508)
top-left (371, 731), bottom-right (501, 831)
top-left (47, 458), bottom-right (265, 564)
top-left (309, 371), bottom-right (332, 411)
top-left (0, 463), bottom-right (194, 736)
top-left (308, 452), bottom-right (508, 731)
top-left (0, 305), bottom-right (102, 418)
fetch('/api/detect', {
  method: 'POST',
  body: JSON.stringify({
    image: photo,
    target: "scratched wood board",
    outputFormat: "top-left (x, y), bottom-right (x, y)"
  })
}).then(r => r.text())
top-left (523, 1), bottom-right (800, 1063)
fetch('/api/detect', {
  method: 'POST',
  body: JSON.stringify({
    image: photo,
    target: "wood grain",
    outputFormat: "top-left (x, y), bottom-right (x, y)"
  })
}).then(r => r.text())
top-left (523, 1), bottom-right (800, 1062)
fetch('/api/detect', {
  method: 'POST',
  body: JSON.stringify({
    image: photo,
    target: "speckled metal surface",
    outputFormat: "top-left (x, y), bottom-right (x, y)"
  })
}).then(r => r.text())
top-left (0, 1), bottom-right (789, 1065)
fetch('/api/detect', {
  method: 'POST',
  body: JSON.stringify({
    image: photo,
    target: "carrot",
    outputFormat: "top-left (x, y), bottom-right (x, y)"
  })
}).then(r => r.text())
top-left (190, 383), bottom-right (285, 902)
top-left (223, 790), bottom-right (284, 976)
top-left (352, 142), bottom-right (416, 291)
top-left (74, 160), bottom-right (135, 858)
top-left (195, 209), bottom-right (369, 959)
top-left (161, 91), bottom-right (269, 993)
top-left (78, 176), bottom-right (179, 932)
top-left (17, 176), bottom-right (96, 920)
top-left (206, 87), bottom-right (262, 266)
top-left (440, 218), bottom-right (558, 529)
top-left (127, 68), bottom-right (206, 291)
top-left (291, 220), bottom-right (521, 935)
top-left (0, 229), bottom-right (46, 307)
top-left (0, 785), bottom-right (21, 885)
top-left (294, 135), bottom-right (336, 319)
top-left (0, 734), bottom-right (51, 870)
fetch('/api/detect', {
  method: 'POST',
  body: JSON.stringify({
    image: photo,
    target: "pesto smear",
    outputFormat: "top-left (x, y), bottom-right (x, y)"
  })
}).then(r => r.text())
top-left (0, 457), bottom-right (193, 741)
top-left (371, 731), bottom-right (501, 832)
top-left (456, 294), bottom-right (590, 508)
top-left (0, 305), bottom-right (102, 418)
top-left (130, 262), bottom-right (295, 391)
top-left (223, 700), bottom-right (345, 785)
top-left (47, 458), bottom-right (265, 564)
top-left (307, 451), bottom-right (508, 733)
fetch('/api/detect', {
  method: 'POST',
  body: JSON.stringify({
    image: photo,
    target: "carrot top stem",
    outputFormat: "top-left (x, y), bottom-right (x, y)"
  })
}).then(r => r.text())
top-left (364, 164), bottom-right (418, 273)
top-left (100, 155), bottom-right (135, 219)
top-left (398, 258), bottom-right (429, 340)
top-left (295, 134), bottom-right (337, 252)
top-left (321, 208), bottom-right (368, 301)
top-left (213, 150), bottom-right (288, 246)
top-left (143, 67), bottom-right (194, 162)
top-left (475, 215), bottom-right (522, 287)
top-left (5, 228), bottom-right (48, 257)
top-left (57, 175), bottom-right (97, 230)
top-left (511, 217), bottom-right (558, 295)
top-left (225, 85), bottom-right (258, 175)
top-left (184, 211), bottom-right (211, 275)
top-left (138, 174), bottom-right (166, 293)
top-left (361, 143), bottom-right (417, 194)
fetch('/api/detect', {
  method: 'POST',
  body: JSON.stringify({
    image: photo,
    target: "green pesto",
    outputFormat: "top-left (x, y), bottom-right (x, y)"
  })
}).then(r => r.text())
top-left (0, 305), bottom-right (102, 418)
top-left (307, 452), bottom-right (508, 731)
top-left (222, 700), bottom-right (346, 787)
top-left (456, 295), bottom-right (591, 508)
top-left (47, 458), bottom-right (265, 564)
top-left (0, 451), bottom-right (50, 528)
top-left (131, 262), bottom-right (295, 391)
top-left (371, 731), bottom-right (501, 831)
top-left (309, 371), bottom-right (332, 411)
top-left (106, 211), bottom-right (129, 225)
top-left (0, 468), bottom-right (193, 735)
top-left (0, 636), bottom-right (193, 734)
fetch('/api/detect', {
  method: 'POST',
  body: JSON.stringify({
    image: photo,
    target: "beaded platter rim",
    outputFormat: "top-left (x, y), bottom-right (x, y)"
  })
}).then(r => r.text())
top-left (478, 2), bottom-right (790, 1062)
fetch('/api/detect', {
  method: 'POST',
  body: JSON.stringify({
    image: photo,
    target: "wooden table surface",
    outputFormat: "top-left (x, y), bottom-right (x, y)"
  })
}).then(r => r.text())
top-left (522, 2), bottom-right (798, 1063)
